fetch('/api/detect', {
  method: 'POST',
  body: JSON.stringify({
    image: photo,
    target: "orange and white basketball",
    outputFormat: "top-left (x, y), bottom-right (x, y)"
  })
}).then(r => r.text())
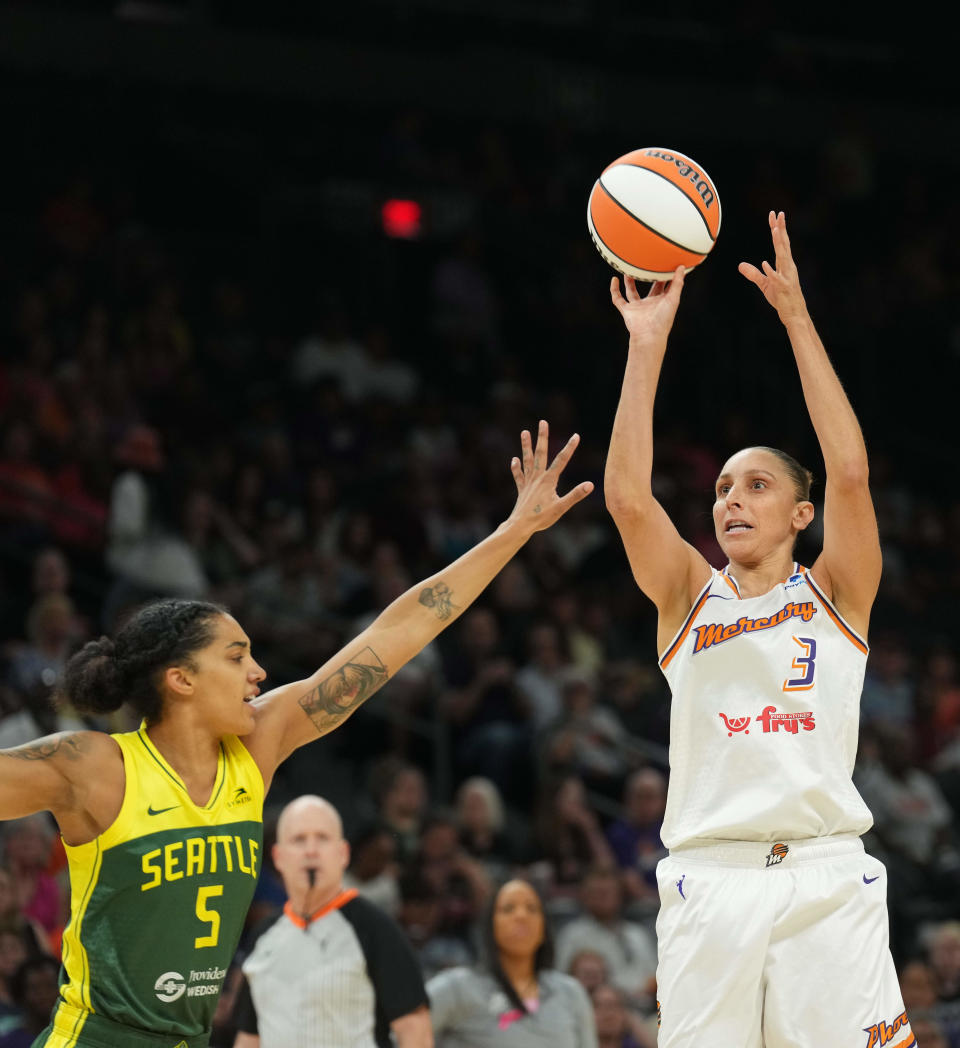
top-left (587, 147), bottom-right (721, 281)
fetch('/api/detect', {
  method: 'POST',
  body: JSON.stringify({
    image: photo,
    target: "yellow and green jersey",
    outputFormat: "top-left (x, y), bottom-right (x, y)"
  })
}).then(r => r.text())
top-left (36, 724), bottom-right (263, 1048)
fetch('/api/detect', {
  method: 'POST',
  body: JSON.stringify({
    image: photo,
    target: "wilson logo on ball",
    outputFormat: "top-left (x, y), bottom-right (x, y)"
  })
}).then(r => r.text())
top-left (587, 146), bottom-right (721, 282)
top-left (644, 150), bottom-right (717, 209)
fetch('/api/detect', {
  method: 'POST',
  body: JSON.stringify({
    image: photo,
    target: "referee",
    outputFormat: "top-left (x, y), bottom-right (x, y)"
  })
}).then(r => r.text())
top-left (231, 795), bottom-right (432, 1047)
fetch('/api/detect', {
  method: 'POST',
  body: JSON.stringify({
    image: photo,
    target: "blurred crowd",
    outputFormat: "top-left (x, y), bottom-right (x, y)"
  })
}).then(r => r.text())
top-left (1, 85), bottom-right (960, 1045)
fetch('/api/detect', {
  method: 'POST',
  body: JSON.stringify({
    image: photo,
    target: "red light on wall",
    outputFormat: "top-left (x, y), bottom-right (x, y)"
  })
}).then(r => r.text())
top-left (382, 199), bottom-right (422, 239)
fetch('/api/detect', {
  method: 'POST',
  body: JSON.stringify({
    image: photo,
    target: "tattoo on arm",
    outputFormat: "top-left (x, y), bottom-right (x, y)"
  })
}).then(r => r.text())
top-left (6, 735), bottom-right (85, 761)
top-left (418, 581), bottom-right (459, 621)
top-left (299, 647), bottom-right (389, 734)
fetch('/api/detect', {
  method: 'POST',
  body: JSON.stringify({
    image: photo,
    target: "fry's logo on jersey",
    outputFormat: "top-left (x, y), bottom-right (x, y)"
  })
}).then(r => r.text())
top-left (756, 705), bottom-right (816, 733)
top-left (862, 1009), bottom-right (911, 1047)
top-left (719, 706), bottom-right (816, 737)
top-left (693, 602), bottom-right (817, 654)
top-left (719, 713), bottom-right (752, 736)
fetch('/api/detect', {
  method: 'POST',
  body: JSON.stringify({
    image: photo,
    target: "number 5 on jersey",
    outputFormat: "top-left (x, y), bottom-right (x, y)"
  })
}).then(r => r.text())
top-left (783, 636), bottom-right (816, 692)
top-left (195, 885), bottom-right (223, 948)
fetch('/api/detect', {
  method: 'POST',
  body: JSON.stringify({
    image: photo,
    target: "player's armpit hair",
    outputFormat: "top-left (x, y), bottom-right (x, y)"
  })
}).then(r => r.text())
top-left (298, 647), bottom-right (389, 734)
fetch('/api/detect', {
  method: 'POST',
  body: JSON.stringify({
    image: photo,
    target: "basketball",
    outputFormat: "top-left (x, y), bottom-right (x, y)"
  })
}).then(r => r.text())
top-left (587, 147), bottom-right (721, 281)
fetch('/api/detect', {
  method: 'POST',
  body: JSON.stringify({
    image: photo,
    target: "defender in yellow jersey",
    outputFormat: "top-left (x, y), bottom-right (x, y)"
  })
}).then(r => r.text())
top-left (0, 421), bottom-right (593, 1048)
top-left (52, 728), bottom-right (263, 1045)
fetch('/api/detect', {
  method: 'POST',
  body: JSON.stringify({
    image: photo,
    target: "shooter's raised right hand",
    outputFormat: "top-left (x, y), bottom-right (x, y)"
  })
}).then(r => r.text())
top-left (610, 265), bottom-right (686, 345)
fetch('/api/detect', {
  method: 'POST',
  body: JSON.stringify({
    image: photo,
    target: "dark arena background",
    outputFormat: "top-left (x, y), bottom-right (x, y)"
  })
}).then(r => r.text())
top-left (1, 3), bottom-right (959, 1044)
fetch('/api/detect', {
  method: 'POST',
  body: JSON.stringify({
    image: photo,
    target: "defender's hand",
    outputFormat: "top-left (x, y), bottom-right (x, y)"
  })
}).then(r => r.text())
top-left (507, 420), bottom-right (593, 535)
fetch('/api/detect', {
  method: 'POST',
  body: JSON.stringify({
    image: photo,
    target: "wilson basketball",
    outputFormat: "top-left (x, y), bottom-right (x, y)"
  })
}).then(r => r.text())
top-left (587, 147), bottom-right (721, 281)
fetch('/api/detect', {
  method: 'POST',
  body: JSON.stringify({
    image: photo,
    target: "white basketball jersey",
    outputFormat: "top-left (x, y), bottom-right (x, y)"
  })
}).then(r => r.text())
top-left (658, 565), bottom-right (874, 849)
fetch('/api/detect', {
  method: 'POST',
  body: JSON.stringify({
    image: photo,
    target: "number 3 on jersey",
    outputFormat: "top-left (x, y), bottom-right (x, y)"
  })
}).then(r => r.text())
top-left (195, 885), bottom-right (223, 948)
top-left (783, 636), bottom-right (817, 692)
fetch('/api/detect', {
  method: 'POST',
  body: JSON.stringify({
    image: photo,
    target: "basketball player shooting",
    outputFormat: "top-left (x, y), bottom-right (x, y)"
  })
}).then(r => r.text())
top-left (604, 211), bottom-right (913, 1047)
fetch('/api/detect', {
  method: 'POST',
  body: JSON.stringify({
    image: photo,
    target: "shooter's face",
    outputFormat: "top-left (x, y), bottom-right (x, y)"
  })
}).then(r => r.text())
top-left (713, 448), bottom-right (812, 564)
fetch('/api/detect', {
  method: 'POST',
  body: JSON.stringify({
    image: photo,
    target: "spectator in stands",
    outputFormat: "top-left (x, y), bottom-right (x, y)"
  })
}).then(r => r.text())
top-left (0, 955), bottom-right (60, 1048)
top-left (427, 878), bottom-right (597, 1047)
top-left (29, 550), bottom-right (71, 605)
top-left (3, 596), bottom-right (86, 737)
top-left (355, 324), bottom-right (419, 406)
top-left (0, 678), bottom-right (44, 756)
top-left (414, 810), bottom-right (492, 942)
top-left (0, 817), bottom-right (64, 943)
top-left (242, 538), bottom-right (339, 676)
top-left (104, 423), bottom-right (208, 625)
top-left (0, 931), bottom-right (28, 1037)
top-left (0, 423), bottom-right (54, 538)
top-left (546, 590), bottom-right (606, 677)
top-left (929, 921), bottom-right (960, 1001)
top-left (231, 794), bottom-right (431, 1048)
top-left (180, 488), bottom-right (262, 591)
top-left (857, 723), bottom-right (960, 960)
top-left (533, 776), bottom-right (615, 898)
top-left (343, 822), bottom-right (400, 917)
top-left (605, 768), bottom-right (667, 912)
top-left (898, 957), bottom-right (937, 1021)
top-left (454, 776), bottom-right (525, 881)
top-left (369, 759), bottom-right (429, 866)
top-left (860, 634), bottom-right (915, 729)
top-left (918, 647), bottom-right (960, 763)
top-left (541, 669), bottom-right (630, 800)
top-left (924, 921), bottom-right (960, 1047)
top-left (0, 868), bottom-right (48, 958)
top-left (856, 722), bottom-right (958, 876)
top-left (567, 949), bottom-right (610, 996)
top-left (209, 963), bottom-right (244, 1048)
top-left (395, 869), bottom-right (473, 980)
top-left (487, 560), bottom-right (540, 660)
top-left (430, 232), bottom-right (501, 356)
top-left (554, 867), bottom-right (657, 1008)
top-left (590, 983), bottom-right (655, 1048)
top-left (439, 607), bottom-right (531, 804)
top-left (909, 1016), bottom-right (948, 1048)
top-left (290, 300), bottom-right (369, 398)
top-left (516, 622), bottom-right (570, 733)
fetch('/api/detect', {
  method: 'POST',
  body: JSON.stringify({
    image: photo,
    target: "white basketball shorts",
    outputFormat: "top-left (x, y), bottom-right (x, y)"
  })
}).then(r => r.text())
top-left (655, 835), bottom-right (915, 1047)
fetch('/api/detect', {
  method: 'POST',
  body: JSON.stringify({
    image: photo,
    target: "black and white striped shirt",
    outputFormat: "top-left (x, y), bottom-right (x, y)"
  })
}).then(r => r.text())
top-left (233, 888), bottom-right (428, 1047)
